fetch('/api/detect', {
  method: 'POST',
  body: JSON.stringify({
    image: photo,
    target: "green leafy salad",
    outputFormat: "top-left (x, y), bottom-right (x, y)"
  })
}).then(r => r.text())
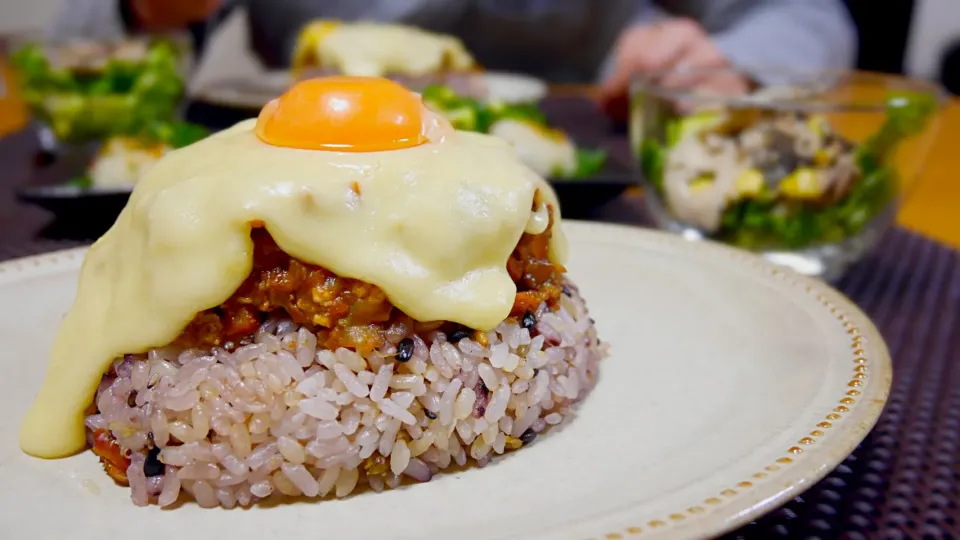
top-left (11, 38), bottom-right (186, 143)
top-left (639, 92), bottom-right (937, 249)
top-left (421, 84), bottom-right (607, 178)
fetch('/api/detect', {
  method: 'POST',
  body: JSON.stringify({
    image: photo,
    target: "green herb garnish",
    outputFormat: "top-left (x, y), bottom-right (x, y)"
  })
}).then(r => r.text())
top-left (139, 120), bottom-right (209, 149)
top-left (573, 148), bottom-right (608, 178)
top-left (639, 138), bottom-right (665, 192)
top-left (65, 175), bottom-right (94, 189)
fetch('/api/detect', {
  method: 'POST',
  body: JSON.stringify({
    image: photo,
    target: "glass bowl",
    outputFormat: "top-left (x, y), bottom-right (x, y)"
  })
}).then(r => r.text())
top-left (630, 68), bottom-right (945, 281)
top-left (7, 33), bottom-right (193, 153)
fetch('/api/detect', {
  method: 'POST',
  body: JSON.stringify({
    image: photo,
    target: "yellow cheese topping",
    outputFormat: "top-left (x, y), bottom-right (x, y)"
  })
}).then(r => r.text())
top-left (20, 88), bottom-right (565, 459)
top-left (293, 20), bottom-right (476, 77)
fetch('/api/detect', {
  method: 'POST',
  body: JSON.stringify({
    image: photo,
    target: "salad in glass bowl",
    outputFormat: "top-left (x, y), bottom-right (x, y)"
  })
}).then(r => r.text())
top-left (632, 69), bottom-right (943, 280)
top-left (420, 84), bottom-right (607, 178)
top-left (10, 36), bottom-right (188, 146)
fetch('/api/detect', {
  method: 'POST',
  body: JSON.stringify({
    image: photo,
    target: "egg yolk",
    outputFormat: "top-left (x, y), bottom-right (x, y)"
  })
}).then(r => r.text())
top-left (255, 76), bottom-right (427, 152)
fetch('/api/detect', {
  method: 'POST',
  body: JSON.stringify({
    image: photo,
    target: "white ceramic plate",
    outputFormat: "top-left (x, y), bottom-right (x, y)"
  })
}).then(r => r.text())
top-left (477, 71), bottom-right (549, 104)
top-left (0, 222), bottom-right (890, 540)
top-left (193, 70), bottom-right (548, 110)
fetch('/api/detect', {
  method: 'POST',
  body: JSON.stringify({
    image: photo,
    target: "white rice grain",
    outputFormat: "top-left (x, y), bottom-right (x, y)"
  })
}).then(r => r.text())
top-left (390, 440), bottom-right (411, 475)
top-left (335, 349), bottom-right (367, 372)
top-left (157, 467), bottom-right (181, 507)
top-left (438, 378), bottom-right (463, 426)
top-left (299, 396), bottom-right (339, 420)
top-left (281, 462), bottom-right (319, 497)
top-left (484, 383), bottom-right (511, 423)
top-left (296, 328), bottom-right (317, 367)
top-left (316, 465), bottom-right (340, 497)
top-left (379, 398), bottom-right (417, 425)
top-left (335, 467), bottom-right (359, 498)
top-left (191, 480), bottom-right (219, 508)
top-left (277, 436), bottom-right (306, 464)
top-left (334, 363), bottom-right (369, 398)
top-left (370, 364), bottom-right (393, 403)
top-left (454, 388), bottom-right (476, 420)
top-left (489, 343), bottom-right (509, 369)
top-left (88, 280), bottom-right (606, 508)
top-left (478, 363), bottom-right (499, 390)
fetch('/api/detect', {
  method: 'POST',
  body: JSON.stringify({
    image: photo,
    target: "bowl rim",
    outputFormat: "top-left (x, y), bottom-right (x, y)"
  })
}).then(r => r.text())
top-left (630, 67), bottom-right (949, 113)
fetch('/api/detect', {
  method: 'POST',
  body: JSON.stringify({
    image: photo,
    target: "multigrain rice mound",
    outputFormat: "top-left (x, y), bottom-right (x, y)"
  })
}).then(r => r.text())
top-left (88, 283), bottom-right (606, 508)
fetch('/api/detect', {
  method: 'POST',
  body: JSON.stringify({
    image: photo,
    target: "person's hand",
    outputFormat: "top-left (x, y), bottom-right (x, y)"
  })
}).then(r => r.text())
top-left (129, 0), bottom-right (222, 30)
top-left (599, 18), bottom-right (750, 121)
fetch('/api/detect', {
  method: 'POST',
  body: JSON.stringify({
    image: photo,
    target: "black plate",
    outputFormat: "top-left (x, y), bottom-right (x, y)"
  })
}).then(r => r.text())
top-left (16, 183), bottom-right (131, 239)
top-left (547, 162), bottom-right (634, 218)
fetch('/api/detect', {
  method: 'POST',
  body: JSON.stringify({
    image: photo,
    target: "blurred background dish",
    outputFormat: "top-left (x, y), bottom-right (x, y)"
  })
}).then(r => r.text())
top-left (15, 119), bottom-right (208, 237)
top-left (8, 34), bottom-right (192, 152)
top-left (191, 70), bottom-right (293, 111)
top-left (291, 19), bottom-right (476, 78)
top-left (631, 68), bottom-right (945, 281)
top-left (420, 83), bottom-right (606, 178)
top-left (193, 70), bottom-right (548, 110)
top-left (15, 85), bottom-right (625, 237)
top-left (193, 19), bottom-right (549, 110)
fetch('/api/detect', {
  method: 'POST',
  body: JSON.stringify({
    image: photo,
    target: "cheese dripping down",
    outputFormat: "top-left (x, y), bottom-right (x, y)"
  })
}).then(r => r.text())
top-left (19, 79), bottom-right (566, 459)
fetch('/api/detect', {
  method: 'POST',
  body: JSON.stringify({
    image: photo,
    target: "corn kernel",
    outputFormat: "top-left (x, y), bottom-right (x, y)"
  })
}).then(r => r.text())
top-left (807, 115), bottom-right (827, 137)
top-left (813, 149), bottom-right (832, 167)
top-left (688, 175), bottom-right (714, 194)
top-left (734, 169), bottom-right (764, 197)
top-left (779, 168), bottom-right (822, 199)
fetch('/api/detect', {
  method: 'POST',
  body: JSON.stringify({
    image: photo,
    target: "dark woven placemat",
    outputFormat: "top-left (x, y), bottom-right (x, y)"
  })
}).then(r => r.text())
top-left (2, 227), bottom-right (956, 539)
top-left (722, 228), bottom-right (960, 540)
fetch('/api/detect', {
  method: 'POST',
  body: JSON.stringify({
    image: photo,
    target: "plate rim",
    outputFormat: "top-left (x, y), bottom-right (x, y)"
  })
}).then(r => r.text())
top-left (560, 221), bottom-right (892, 539)
top-left (0, 222), bottom-right (892, 539)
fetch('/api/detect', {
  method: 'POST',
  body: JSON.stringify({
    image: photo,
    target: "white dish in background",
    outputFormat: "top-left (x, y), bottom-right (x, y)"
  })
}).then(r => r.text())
top-left (478, 71), bottom-right (548, 104)
top-left (191, 70), bottom-right (295, 110)
top-left (193, 70), bottom-right (549, 109)
top-left (0, 221), bottom-right (890, 540)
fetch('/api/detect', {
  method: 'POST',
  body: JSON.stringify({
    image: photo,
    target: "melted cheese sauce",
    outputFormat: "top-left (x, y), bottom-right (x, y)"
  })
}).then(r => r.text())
top-left (20, 112), bottom-right (567, 459)
top-left (295, 21), bottom-right (475, 77)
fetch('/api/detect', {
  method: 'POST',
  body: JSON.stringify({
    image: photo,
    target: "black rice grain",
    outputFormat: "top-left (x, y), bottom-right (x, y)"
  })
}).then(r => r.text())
top-left (447, 329), bottom-right (471, 343)
top-left (143, 446), bottom-right (164, 477)
top-left (397, 338), bottom-right (414, 362)
top-left (521, 312), bottom-right (537, 331)
top-left (520, 428), bottom-right (538, 445)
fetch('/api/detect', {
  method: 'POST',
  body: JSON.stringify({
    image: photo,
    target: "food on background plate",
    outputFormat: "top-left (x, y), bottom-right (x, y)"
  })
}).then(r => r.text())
top-left (292, 20), bottom-right (478, 90)
top-left (20, 76), bottom-right (606, 508)
top-left (10, 38), bottom-right (186, 143)
top-left (639, 91), bottom-right (937, 249)
top-left (421, 84), bottom-right (607, 178)
top-left (69, 121), bottom-right (209, 189)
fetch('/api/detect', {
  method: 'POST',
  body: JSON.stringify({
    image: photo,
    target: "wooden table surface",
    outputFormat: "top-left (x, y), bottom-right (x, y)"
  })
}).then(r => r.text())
top-left (896, 102), bottom-right (960, 248)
